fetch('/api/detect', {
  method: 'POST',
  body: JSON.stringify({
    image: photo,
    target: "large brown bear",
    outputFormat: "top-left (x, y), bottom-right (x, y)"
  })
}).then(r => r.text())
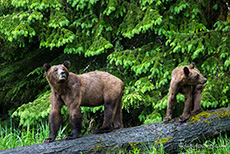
top-left (163, 62), bottom-right (207, 122)
top-left (43, 60), bottom-right (124, 143)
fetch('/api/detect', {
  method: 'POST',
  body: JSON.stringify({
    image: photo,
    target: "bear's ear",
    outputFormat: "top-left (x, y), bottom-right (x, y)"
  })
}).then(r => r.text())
top-left (63, 60), bottom-right (71, 70)
top-left (190, 62), bottom-right (195, 69)
top-left (184, 66), bottom-right (190, 76)
top-left (43, 63), bottom-right (51, 72)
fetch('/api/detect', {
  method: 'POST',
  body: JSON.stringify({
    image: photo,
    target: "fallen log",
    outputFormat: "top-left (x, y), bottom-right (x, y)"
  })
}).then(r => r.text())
top-left (1, 107), bottom-right (230, 154)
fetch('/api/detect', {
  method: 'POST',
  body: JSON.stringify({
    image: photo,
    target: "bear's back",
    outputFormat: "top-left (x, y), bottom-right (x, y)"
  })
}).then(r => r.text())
top-left (75, 71), bottom-right (124, 106)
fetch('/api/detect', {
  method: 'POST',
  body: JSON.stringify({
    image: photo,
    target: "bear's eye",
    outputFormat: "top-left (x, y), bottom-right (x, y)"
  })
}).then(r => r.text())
top-left (54, 68), bottom-right (58, 72)
top-left (196, 74), bottom-right (199, 79)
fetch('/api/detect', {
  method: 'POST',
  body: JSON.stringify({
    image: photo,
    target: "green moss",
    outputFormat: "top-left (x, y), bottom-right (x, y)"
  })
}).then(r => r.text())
top-left (202, 120), bottom-right (211, 124)
top-left (189, 112), bottom-right (212, 124)
top-left (213, 131), bottom-right (219, 135)
top-left (97, 137), bottom-right (103, 141)
top-left (189, 115), bottom-right (201, 123)
top-left (189, 110), bottom-right (230, 124)
top-left (172, 126), bottom-right (178, 131)
top-left (199, 112), bottom-right (212, 119)
top-left (90, 144), bottom-right (105, 152)
top-left (128, 141), bottom-right (145, 149)
top-left (89, 137), bottom-right (105, 151)
top-left (154, 137), bottom-right (173, 145)
top-left (215, 110), bottom-right (230, 118)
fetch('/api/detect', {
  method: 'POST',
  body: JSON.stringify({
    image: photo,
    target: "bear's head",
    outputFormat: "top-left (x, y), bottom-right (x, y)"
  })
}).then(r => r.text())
top-left (183, 62), bottom-right (207, 85)
top-left (43, 61), bottom-right (70, 85)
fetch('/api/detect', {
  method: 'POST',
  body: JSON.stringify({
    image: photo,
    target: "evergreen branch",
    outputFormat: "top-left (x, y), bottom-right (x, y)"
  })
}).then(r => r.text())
top-left (0, 10), bottom-right (33, 19)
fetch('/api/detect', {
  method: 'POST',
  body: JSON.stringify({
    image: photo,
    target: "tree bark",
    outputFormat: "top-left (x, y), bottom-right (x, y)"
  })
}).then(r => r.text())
top-left (1, 107), bottom-right (230, 154)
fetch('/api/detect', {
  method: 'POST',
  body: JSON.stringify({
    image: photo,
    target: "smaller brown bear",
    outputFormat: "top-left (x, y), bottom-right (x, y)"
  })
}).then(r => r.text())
top-left (43, 61), bottom-right (124, 143)
top-left (163, 62), bottom-right (207, 122)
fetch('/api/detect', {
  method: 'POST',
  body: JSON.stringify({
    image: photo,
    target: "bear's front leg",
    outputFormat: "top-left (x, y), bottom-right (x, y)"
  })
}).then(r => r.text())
top-left (44, 109), bottom-right (62, 143)
top-left (64, 107), bottom-right (82, 140)
top-left (191, 84), bottom-right (204, 115)
top-left (179, 90), bottom-right (192, 122)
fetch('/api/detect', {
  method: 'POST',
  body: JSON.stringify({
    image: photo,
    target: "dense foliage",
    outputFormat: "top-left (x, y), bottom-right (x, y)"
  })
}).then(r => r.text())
top-left (0, 0), bottom-right (230, 133)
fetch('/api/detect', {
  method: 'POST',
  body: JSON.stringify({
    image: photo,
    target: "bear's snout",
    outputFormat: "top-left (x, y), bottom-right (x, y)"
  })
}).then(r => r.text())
top-left (59, 71), bottom-right (67, 81)
top-left (61, 71), bottom-right (66, 76)
top-left (201, 78), bottom-right (207, 84)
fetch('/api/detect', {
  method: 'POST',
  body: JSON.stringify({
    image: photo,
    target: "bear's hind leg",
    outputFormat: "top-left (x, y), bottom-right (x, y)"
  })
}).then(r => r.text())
top-left (163, 93), bottom-right (176, 122)
top-left (113, 98), bottom-right (123, 129)
top-left (93, 100), bottom-right (116, 134)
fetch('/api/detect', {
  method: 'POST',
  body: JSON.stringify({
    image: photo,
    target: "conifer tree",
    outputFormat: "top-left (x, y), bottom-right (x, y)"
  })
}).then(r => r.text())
top-left (0, 0), bottom-right (229, 128)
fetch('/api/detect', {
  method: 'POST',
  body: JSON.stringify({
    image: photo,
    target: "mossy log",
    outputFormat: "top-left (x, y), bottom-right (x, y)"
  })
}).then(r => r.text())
top-left (1, 107), bottom-right (230, 154)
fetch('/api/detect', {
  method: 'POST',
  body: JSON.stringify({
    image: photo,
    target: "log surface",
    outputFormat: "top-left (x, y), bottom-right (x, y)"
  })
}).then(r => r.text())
top-left (1, 107), bottom-right (230, 154)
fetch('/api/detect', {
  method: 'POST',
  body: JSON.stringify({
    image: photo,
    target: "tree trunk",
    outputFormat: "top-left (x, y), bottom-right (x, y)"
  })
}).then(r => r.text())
top-left (1, 107), bottom-right (230, 154)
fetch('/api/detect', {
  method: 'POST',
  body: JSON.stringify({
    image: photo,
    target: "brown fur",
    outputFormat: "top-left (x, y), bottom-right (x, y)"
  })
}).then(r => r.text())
top-left (43, 61), bottom-right (124, 143)
top-left (163, 62), bottom-right (207, 122)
